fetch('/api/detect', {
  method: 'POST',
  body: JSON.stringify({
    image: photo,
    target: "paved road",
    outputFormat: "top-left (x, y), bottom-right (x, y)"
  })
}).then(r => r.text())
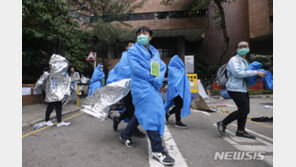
top-left (23, 98), bottom-right (273, 167)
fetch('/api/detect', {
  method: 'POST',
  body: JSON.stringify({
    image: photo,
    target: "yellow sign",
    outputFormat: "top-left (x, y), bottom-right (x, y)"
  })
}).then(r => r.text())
top-left (187, 73), bottom-right (198, 93)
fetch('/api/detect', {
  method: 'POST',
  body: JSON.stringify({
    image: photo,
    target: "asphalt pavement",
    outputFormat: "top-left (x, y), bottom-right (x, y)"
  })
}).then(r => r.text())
top-left (23, 97), bottom-right (273, 167)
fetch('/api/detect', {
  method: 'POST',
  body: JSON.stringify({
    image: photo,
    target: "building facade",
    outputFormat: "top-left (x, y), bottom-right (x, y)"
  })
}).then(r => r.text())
top-left (70, 0), bottom-right (273, 69)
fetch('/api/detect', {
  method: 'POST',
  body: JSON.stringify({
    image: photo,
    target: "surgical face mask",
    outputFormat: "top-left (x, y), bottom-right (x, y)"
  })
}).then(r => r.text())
top-left (100, 67), bottom-right (103, 71)
top-left (137, 34), bottom-right (149, 46)
top-left (237, 48), bottom-right (250, 56)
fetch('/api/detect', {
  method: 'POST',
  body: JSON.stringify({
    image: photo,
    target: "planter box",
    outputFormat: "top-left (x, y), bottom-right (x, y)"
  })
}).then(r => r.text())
top-left (22, 84), bottom-right (44, 106)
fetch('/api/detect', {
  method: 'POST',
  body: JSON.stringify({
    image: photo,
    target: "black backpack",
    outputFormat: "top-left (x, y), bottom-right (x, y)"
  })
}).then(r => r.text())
top-left (216, 63), bottom-right (228, 87)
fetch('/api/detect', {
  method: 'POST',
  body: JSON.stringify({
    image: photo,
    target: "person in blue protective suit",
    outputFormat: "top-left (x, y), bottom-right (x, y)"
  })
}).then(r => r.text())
top-left (217, 40), bottom-right (267, 139)
top-left (107, 40), bottom-right (134, 84)
top-left (88, 63), bottom-right (105, 96)
top-left (119, 26), bottom-right (175, 165)
top-left (108, 40), bottom-right (146, 138)
top-left (164, 55), bottom-right (191, 128)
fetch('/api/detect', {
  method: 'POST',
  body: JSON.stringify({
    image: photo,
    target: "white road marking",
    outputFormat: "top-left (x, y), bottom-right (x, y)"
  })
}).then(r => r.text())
top-left (147, 125), bottom-right (188, 167)
top-left (192, 109), bottom-right (211, 116)
top-left (230, 124), bottom-right (273, 142)
top-left (264, 155), bottom-right (273, 166)
top-left (147, 138), bottom-right (163, 167)
top-left (229, 136), bottom-right (258, 143)
top-left (213, 124), bottom-right (273, 166)
top-left (163, 125), bottom-right (188, 167)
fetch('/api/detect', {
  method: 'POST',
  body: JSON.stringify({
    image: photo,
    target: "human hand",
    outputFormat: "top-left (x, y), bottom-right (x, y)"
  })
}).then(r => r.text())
top-left (257, 71), bottom-right (267, 78)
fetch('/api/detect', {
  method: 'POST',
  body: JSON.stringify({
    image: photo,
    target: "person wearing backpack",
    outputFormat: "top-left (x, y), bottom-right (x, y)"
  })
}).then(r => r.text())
top-left (216, 40), bottom-right (266, 139)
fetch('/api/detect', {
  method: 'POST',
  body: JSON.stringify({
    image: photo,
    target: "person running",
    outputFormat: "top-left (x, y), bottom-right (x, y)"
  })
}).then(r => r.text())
top-left (119, 26), bottom-right (175, 165)
top-left (107, 40), bottom-right (146, 138)
top-left (88, 63), bottom-right (105, 96)
top-left (165, 55), bottom-right (191, 128)
top-left (216, 40), bottom-right (267, 139)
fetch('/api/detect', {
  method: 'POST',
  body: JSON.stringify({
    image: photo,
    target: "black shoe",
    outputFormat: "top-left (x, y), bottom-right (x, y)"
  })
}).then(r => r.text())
top-left (175, 121), bottom-right (188, 129)
top-left (166, 112), bottom-right (170, 123)
top-left (119, 137), bottom-right (135, 148)
top-left (152, 151), bottom-right (175, 165)
top-left (236, 131), bottom-right (256, 139)
top-left (217, 121), bottom-right (226, 136)
top-left (113, 117), bottom-right (120, 131)
top-left (133, 128), bottom-right (146, 138)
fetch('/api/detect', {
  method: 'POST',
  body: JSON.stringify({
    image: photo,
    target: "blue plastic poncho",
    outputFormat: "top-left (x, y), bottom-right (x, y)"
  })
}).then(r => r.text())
top-left (107, 51), bottom-right (131, 84)
top-left (164, 55), bottom-right (191, 117)
top-left (88, 63), bottom-right (105, 96)
top-left (128, 42), bottom-right (167, 136)
top-left (246, 61), bottom-right (273, 89)
top-left (259, 69), bottom-right (273, 89)
top-left (220, 89), bottom-right (231, 99)
top-left (246, 61), bottom-right (262, 86)
top-left (106, 68), bottom-right (118, 84)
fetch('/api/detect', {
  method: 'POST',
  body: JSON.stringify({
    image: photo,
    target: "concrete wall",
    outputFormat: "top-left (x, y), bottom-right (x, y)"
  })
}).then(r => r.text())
top-left (200, 0), bottom-right (250, 65)
top-left (133, 0), bottom-right (191, 13)
top-left (248, 0), bottom-right (272, 39)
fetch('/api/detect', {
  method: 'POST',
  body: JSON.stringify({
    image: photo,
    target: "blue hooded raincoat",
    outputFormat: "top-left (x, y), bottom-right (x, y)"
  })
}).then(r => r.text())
top-left (88, 63), bottom-right (105, 96)
top-left (107, 51), bottom-right (131, 84)
top-left (246, 61), bottom-right (273, 89)
top-left (127, 42), bottom-right (167, 136)
top-left (164, 55), bottom-right (191, 117)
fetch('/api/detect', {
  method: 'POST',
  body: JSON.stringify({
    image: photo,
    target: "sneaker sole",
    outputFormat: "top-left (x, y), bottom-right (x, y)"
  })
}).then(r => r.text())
top-left (174, 125), bottom-right (188, 129)
top-left (57, 124), bottom-right (71, 127)
top-left (236, 135), bottom-right (256, 139)
top-left (152, 156), bottom-right (175, 165)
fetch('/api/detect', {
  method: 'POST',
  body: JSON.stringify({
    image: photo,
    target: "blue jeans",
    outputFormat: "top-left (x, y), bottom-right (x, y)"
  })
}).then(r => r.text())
top-left (121, 116), bottom-right (139, 140)
top-left (120, 116), bottom-right (164, 153)
top-left (147, 130), bottom-right (164, 153)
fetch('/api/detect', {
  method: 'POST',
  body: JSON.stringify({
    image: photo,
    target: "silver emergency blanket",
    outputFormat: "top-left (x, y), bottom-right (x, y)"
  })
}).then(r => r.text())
top-left (80, 76), bottom-right (90, 95)
top-left (45, 54), bottom-right (71, 103)
top-left (81, 79), bottom-right (131, 119)
top-left (34, 71), bottom-right (49, 92)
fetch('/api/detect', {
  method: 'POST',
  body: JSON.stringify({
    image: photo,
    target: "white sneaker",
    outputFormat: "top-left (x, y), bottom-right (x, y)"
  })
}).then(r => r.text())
top-left (152, 151), bottom-right (175, 165)
top-left (45, 121), bottom-right (54, 126)
top-left (57, 121), bottom-right (71, 127)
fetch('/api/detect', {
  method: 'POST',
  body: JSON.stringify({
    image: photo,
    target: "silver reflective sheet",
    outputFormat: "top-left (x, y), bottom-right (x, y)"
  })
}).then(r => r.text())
top-left (34, 71), bottom-right (49, 91)
top-left (45, 54), bottom-right (71, 102)
top-left (81, 79), bottom-right (131, 119)
top-left (80, 76), bottom-right (90, 94)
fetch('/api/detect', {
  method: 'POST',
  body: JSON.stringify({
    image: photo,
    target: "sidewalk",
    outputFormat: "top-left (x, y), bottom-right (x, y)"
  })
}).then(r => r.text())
top-left (22, 99), bottom-right (85, 130)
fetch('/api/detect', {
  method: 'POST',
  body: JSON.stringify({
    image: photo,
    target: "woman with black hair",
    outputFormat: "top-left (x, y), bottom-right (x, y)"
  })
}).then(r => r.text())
top-left (217, 40), bottom-right (266, 139)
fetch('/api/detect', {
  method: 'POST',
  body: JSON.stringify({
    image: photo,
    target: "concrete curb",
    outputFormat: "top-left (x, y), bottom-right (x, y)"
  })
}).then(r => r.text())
top-left (22, 108), bottom-right (81, 130)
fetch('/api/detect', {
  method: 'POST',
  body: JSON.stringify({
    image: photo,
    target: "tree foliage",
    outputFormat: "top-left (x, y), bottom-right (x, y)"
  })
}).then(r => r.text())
top-left (66, 0), bottom-right (145, 59)
top-left (66, 0), bottom-right (145, 25)
top-left (22, 0), bottom-right (93, 83)
top-left (91, 20), bottom-right (137, 58)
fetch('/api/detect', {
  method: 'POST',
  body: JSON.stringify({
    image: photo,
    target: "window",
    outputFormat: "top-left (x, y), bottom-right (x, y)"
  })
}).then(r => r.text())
top-left (269, 15), bottom-right (273, 23)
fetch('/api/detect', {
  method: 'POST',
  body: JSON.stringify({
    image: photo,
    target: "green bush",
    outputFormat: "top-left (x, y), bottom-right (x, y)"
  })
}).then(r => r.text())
top-left (211, 89), bottom-right (273, 96)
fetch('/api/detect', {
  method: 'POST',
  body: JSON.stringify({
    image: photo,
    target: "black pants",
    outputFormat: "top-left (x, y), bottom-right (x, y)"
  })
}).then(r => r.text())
top-left (45, 101), bottom-right (62, 123)
top-left (222, 91), bottom-right (250, 131)
top-left (119, 91), bottom-right (135, 121)
top-left (168, 95), bottom-right (183, 122)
